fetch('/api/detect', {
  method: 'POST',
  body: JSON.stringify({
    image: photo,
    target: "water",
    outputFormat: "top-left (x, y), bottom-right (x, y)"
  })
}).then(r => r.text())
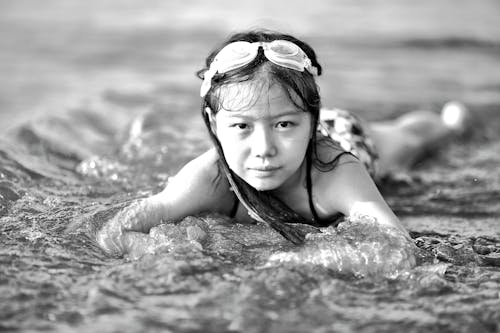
top-left (1, 1), bottom-right (500, 332)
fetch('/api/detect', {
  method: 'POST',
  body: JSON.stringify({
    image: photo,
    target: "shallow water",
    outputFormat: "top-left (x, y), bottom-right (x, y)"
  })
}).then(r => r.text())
top-left (1, 1), bottom-right (500, 332)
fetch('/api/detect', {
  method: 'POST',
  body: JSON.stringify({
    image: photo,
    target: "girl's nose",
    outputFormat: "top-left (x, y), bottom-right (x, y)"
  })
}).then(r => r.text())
top-left (251, 127), bottom-right (277, 158)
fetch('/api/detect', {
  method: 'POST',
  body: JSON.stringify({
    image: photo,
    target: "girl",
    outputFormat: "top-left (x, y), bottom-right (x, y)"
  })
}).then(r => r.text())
top-left (97, 29), bottom-right (468, 255)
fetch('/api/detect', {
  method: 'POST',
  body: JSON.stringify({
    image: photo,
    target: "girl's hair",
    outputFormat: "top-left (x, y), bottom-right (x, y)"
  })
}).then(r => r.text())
top-left (196, 29), bottom-right (344, 244)
top-left (197, 29), bottom-right (341, 171)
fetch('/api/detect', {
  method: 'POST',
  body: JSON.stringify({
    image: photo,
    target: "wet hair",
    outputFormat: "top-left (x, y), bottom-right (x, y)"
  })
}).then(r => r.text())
top-left (196, 29), bottom-right (345, 244)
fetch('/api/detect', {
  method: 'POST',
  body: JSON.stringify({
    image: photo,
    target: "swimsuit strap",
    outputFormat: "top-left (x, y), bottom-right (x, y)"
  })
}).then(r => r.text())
top-left (306, 149), bottom-right (351, 227)
top-left (229, 192), bottom-right (239, 218)
top-left (306, 153), bottom-right (321, 223)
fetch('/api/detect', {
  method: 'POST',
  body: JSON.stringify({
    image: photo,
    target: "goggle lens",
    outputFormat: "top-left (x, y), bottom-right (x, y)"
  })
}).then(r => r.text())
top-left (213, 41), bottom-right (257, 73)
top-left (201, 40), bottom-right (317, 97)
top-left (268, 41), bottom-right (299, 56)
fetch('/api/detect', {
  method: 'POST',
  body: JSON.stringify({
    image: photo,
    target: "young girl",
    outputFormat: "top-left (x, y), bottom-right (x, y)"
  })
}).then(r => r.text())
top-left (97, 29), bottom-right (468, 255)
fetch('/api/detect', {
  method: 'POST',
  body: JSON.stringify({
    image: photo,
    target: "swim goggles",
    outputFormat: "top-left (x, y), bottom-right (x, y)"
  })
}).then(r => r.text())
top-left (200, 40), bottom-right (318, 97)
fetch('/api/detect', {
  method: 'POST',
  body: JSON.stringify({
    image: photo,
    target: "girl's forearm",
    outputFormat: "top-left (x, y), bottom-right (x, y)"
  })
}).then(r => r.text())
top-left (349, 201), bottom-right (410, 239)
top-left (120, 195), bottom-right (168, 233)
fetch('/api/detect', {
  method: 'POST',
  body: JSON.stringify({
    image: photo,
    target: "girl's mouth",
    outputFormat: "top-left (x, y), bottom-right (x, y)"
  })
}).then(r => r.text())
top-left (247, 166), bottom-right (282, 177)
top-left (248, 165), bottom-right (281, 171)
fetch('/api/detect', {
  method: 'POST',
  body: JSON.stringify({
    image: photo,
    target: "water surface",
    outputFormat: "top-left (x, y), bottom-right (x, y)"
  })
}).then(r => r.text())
top-left (1, 1), bottom-right (500, 332)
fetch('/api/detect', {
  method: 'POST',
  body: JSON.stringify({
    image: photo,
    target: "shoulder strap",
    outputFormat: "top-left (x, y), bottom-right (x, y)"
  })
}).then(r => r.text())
top-left (306, 149), bottom-right (350, 227)
top-left (306, 153), bottom-right (322, 223)
top-left (229, 192), bottom-right (239, 218)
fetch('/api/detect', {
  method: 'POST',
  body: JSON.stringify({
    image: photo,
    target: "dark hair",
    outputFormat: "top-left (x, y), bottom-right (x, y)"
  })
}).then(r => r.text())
top-left (196, 29), bottom-right (344, 244)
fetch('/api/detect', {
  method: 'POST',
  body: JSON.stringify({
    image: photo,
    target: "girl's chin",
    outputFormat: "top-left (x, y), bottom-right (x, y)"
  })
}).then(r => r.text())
top-left (246, 178), bottom-right (282, 192)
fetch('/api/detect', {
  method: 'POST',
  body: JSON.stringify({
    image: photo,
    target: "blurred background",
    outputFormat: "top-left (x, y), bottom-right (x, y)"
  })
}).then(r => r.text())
top-left (0, 0), bottom-right (499, 132)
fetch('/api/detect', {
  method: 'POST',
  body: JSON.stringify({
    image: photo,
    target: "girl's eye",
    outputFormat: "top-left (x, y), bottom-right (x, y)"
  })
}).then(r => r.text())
top-left (231, 123), bottom-right (249, 130)
top-left (276, 121), bottom-right (294, 129)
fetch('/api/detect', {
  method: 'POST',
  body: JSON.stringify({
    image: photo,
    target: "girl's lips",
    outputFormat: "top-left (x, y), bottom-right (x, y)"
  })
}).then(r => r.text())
top-left (248, 166), bottom-right (281, 171)
top-left (247, 166), bottom-right (282, 177)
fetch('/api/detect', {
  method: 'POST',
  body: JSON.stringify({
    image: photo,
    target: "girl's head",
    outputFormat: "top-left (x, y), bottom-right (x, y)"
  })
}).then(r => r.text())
top-left (198, 29), bottom-right (324, 191)
top-left (198, 29), bottom-right (322, 121)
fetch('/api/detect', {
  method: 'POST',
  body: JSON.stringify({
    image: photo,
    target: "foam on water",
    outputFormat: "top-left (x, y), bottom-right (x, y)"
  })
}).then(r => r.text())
top-left (97, 211), bottom-right (416, 280)
top-left (267, 217), bottom-right (416, 279)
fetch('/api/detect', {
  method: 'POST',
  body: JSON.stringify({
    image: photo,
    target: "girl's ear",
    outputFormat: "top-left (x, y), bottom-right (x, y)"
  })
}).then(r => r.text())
top-left (205, 107), bottom-right (217, 133)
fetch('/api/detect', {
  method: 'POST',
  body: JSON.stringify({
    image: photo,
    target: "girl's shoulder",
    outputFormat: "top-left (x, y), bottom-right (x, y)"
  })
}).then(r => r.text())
top-left (314, 134), bottom-right (355, 167)
top-left (160, 148), bottom-right (234, 215)
top-left (312, 137), bottom-right (384, 217)
top-left (186, 147), bottom-right (220, 172)
top-left (174, 148), bottom-right (226, 190)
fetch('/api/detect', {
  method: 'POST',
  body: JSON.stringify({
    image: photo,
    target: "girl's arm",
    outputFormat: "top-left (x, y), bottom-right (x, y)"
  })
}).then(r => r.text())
top-left (319, 154), bottom-right (409, 237)
top-left (97, 148), bottom-right (232, 254)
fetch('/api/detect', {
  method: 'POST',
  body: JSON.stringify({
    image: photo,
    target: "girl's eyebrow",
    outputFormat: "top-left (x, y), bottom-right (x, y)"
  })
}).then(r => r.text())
top-left (222, 110), bottom-right (303, 119)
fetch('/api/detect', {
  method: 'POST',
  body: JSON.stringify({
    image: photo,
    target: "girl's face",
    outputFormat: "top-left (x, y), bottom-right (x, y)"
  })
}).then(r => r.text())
top-left (213, 82), bottom-right (312, 191)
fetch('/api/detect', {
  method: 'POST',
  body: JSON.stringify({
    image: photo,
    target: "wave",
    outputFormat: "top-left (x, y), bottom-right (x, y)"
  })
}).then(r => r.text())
top-left (330, 35), bottom-right (500, 52)
top-left (400, 36), bottom-right (500, 50)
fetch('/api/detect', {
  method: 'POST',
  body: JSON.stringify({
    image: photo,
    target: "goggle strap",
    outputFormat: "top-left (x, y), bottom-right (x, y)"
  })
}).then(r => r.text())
top-left (200, 66), bottom-right (217, 97)
top-left (304, 59), bottom-right (318, 76)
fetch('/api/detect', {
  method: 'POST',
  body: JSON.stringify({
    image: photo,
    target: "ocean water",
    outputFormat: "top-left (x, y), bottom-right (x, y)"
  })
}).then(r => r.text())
top-left (1, 1), bottom-right (500, 332)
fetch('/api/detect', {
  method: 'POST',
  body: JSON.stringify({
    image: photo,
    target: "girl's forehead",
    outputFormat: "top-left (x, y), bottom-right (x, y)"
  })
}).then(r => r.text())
top-left (216, 80), bottom-right (302, 116)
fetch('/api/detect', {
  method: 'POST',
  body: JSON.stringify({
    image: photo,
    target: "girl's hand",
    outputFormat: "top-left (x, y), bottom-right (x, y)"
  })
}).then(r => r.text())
top-left (96, 213), bottom-right (127, 255)
top-left (96, 199), bottom-right (162, 256)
